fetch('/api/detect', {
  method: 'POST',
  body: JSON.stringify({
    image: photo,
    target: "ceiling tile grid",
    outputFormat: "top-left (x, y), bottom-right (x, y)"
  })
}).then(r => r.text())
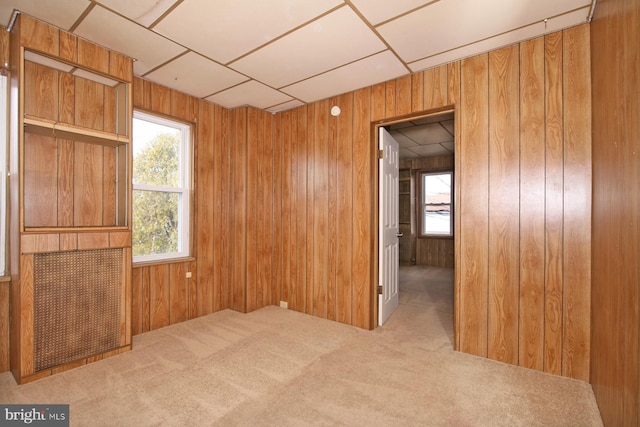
top-left (1, 0), bottom-right (593, 153)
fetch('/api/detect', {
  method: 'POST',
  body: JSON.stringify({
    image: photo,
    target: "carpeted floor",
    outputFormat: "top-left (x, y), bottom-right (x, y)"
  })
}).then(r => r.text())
top-left (0, 266), bottom-right (603, 426)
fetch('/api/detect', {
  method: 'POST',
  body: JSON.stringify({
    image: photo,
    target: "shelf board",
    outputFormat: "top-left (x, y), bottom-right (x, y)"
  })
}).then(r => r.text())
top-left (24, 115), bottom-right (130, 147)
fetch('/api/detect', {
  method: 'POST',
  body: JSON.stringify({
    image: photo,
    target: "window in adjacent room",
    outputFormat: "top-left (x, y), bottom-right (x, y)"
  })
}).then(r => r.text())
top-left (132, 110), bottom-right (191, 262)
top-left (420, 171), bottom-right (453, 237)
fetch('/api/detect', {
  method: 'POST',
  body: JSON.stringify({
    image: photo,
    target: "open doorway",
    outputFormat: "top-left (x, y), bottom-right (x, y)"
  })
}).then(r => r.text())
top-left (376, 110), bottom-right (455, 347)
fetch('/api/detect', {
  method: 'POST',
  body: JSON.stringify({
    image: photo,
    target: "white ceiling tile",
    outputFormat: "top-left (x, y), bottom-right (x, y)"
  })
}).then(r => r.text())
top-left (144, 52), bottom-right (248, 98)
top-left (281, 51), bottom-right (406, 103)
top-left (266, 99), bottom-right (305, 114)
top-left (206, 80), bottom-right (293, 110)
top-left (379, 0), bottom-right (590, 64)
top-left (399, 147), bottom-right (420, 159)
top-left (74, 5), bottom-right (186, 75)
top-left (154, 0), bottom-right (343, 64)
top-left (411, 144), bottom-right (451, 157)
top-left (95, 0), bottom-right (176, 27)
top-left (231, 7), bottom-right (388, 89)
top-left (349, 0), bottom-right (431, 25)
top-left (440, 141), bottom-right (455, 153)
top-left (390, 131), bottom-right (418, 148)
top-left (400, 123), bottom-right (452, 145)
top-left (440, 120), bottom-right (455, 135)
top-left (408, 6), bottom-right (590, 73)
top-left (0, 0), bottom-right (89, 30)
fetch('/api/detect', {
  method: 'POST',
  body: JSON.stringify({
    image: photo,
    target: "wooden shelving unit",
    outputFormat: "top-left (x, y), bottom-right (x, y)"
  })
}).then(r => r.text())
top-left (9, 14), bottom-right (133, 384)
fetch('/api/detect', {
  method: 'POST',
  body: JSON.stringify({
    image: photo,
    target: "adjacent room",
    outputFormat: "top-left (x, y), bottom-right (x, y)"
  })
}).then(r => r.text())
top-left (0, 0), bottom-right (638, 425)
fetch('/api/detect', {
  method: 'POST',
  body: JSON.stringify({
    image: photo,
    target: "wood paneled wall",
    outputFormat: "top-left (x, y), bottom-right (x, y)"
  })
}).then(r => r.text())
top-left (457, 25), bottom-right (591, 381)
top-left (5, 21), bottom-right (592, 383)
top-left (590, 0), bottom-right (640, 424)
top-left (273, 25), bottom-right (591, 380)
top-left (130, 78), bottom-right (275, 333)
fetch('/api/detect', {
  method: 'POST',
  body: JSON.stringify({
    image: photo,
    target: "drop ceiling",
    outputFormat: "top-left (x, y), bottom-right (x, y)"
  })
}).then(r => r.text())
top-left (1, 0), bottom-right (592, 115)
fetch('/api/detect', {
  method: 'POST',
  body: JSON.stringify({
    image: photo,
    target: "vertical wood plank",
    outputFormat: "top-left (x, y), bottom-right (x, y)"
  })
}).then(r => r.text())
top-left (188, 260), bottom-right (198, 319)
top-left (58, 73), bottom-right (75, 125)
top-left (518, 36), bottom-right (545, 371)
top-left (149, 264), bottom-right (170, 330)
top-left (20, 255), bottom-right (34, 376)
top-left (142, 266), bottom-right (150, 333)
top-left (543, 31), bottom-right (564, 376)
top-left (212, 104), bottom-right (229, 312)
top-left (280, 110), bottom-right (292, 308)
top-left (102, 147), bottom-right (117, 226)
top-left (488, 45), bottom-right (520, 365)
top-left (58, 31), bottom-right (77, 63)
top-left (231, 108), bottom-right (247, 312)
top-left (24, 134), bottom-right (57, 227)
top-left (131, 267), bottom-right (143, 336)
top-left (385, 80), bottom-right (396, 118)
top-left (103, 86), bottom-right (117, 134)
top-left (74, 77), bottom-right (105, 130)
top-left (169, 262), bottom-right (188, 324)
top-left (352, 87), bottom-right (372, 329)
top-left (20, 15), bottom-right (59, 56)
top-left (411, 72), bottom-right (424, 112)
top-left (395, 75), bottom-right (413, 116)
top-left (562, 24), bottom-right (591, 382)
top-left (424, 65), bottom-right (448, 110)
top-left (74, 142), bottom-right (103, 226)
top-left (257, 109), bottom-right (274, 309)
top-left (370, 83), bottom-right (386, 122)
top-left (336, 92), bottom-right (353, 324)
top-left (327, 98), bottom-right (338, 321)
top-left (246, 107), bottom-right (258, 312)
top-left (305, 105), bottom-right (315, 314)
top-left (313, 100), bottom-right (329, 319)
top-left (24, 61), bottom-right (58, 121)
top-left (459, 54), bottom-right (489, 357)
top-left (294, 106), bottom-right (308, 312)
top-left (150, 82), bottom-right (171, 116)
top-left (272, 112), bottom-right (284, 307)
top-left (77, 38), bottom-right (109, 74)
top-left (109, 51), bottom-right (132, 82)
top-left (196, 100), bottom-right (214, 316)
top-left (287, 109), bottom-right (300, 311)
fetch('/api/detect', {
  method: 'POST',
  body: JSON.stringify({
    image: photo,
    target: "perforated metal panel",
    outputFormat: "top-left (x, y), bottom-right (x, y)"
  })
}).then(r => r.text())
top-left (34, 249), bottom-right (122, 371)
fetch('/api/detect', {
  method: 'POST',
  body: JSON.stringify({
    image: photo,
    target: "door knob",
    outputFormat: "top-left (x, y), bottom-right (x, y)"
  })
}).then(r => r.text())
top-left (397, 233), bottom-right (404, 238)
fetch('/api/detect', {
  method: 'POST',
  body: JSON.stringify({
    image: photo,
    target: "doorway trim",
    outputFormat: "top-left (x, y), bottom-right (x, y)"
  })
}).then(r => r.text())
top-left (371, 106), bottom-right (459, 350)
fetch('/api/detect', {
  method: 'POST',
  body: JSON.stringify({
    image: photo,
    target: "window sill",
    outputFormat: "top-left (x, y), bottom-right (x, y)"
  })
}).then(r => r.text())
top-left (418, 235), bottom-right (454, 240)
top-left (133, 256), bottom-right (195, 268)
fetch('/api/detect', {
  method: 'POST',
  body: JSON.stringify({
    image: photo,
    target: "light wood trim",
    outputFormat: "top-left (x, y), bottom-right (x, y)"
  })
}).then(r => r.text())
top-left (24, 116), bottom-right (130, 146)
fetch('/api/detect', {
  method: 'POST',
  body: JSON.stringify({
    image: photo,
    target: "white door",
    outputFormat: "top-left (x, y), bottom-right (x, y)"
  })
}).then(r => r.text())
top-left (378, 127), bottom-right (400, 326)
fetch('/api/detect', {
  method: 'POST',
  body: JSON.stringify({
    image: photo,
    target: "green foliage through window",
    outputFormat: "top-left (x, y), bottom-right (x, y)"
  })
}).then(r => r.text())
top-left (132, 111), bottom-right (190, 261)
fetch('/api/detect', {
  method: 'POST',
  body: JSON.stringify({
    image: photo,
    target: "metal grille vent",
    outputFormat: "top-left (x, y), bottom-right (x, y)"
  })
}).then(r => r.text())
top-left (34, 249), bottom-right (122, 371)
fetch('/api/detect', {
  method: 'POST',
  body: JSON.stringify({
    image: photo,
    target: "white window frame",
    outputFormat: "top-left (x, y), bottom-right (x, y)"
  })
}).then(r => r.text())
top-left (0, 74), bottom-right (7, 275)
top-left (419, 171), bottom-right (453, 238)
top-left (132, 110), bottom-right (191, 263)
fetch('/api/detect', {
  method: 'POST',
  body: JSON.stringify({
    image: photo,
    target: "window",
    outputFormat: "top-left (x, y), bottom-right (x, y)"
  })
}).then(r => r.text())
top-left (420, 172), bottom-right (453, 237)
top-left (132, 111), bottom-right (191, 262)
top-left (0, 74), bottom-right (7, 275)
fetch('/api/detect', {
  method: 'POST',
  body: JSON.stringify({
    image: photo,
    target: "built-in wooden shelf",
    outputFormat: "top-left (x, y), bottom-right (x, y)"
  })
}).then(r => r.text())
top-left (24, 115), bottom-right (130, 147)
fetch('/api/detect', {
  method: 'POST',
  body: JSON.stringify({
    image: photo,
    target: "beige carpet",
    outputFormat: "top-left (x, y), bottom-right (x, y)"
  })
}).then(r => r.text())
top-left (0, 266), bottom-right (602, 426)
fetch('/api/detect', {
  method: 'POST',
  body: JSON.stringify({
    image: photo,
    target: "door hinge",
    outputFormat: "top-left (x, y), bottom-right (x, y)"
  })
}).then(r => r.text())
top-left (378, 149), bottom-right (384, 159)
top-left (377, 285), bottom-right (383, 295)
